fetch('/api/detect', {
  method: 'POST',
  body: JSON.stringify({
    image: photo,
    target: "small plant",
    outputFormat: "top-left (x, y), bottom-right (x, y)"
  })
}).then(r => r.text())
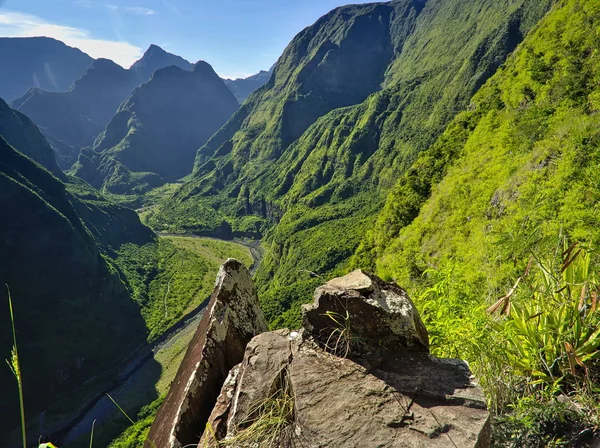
top-left (323, 309), bottom-right (353, 358)
top-left (107, 393), bottom-right (157, 448)
top-left (5, 285), bottom-right (26, 448)
top-left (205, 370), bottom-right (296, 447)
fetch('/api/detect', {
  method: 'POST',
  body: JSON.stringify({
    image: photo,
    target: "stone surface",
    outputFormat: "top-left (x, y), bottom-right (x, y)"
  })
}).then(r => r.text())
top-left (199, 329), bottom-right (294, 446)
top-left (145, 259), bottom-right (268, 448)
top-left (302, 269), bottom-right (429, 353)
top-left (201, 270), bottom-right (490, 447)
top-left (205, 331), bottom-right (490, 447)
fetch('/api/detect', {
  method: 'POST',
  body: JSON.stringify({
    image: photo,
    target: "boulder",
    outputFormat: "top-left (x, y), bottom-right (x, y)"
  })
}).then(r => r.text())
top-left (201, 271), bottom-right (490, 447)
top-left (302, 269), bottom-right (429, 354)
top-left (146, 259), bottom-right (268, 448)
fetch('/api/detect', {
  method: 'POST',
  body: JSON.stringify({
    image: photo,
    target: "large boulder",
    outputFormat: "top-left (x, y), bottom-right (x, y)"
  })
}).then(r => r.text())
top-left (146, 259), bottom-right (268, 448)
top-left (302, 269), bottom-right (429, 354)
top-left (200, 271), bottom-right (490, 447)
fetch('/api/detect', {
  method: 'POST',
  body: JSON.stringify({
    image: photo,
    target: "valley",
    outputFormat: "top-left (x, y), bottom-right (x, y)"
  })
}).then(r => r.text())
top-left (5, 235), bottom-right (254, 447)
top-left (2, 0), bottom-right (600, 446)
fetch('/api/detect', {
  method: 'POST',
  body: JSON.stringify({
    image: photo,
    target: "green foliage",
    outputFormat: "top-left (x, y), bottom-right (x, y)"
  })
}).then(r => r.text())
top-left (152, 0), bottom-right (554, 326)
top-left (498, 244), bottom-right (600, 387)
top-left (107, 397), bottom-right (164, 448)
top-left (116, 236), bottom-right (253, 340)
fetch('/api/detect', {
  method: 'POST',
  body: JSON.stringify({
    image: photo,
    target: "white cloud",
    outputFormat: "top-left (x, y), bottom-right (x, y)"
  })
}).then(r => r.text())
top-left (124, 6), bottom-right (156, 16)
top-left (0, 10), bottom-right (143, 68)
top-left (75, 1), bottom-right (156, 16)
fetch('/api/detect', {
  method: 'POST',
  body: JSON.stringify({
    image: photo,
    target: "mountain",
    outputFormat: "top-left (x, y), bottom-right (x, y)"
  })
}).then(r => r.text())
top-left (0, 37), bottom-right (93, 102)
top-left (364, 0), bottom-right (599, 292)
top-left (0, 133), bottom-right (155, 441)
top-left (11, 59), bottom-right (138, 169)
top-left (151, 0), bottom-right (555, 326)
top-left (130, 44), bottom-right (192, 82)
top-left (0, 97), bottom-right (63, 178)
top-left (224, 67), bottom-right (273, 103)
top-left (73, 61), bottom-right (239, 197)
top-left (11, 47), bottom-right (194, 170)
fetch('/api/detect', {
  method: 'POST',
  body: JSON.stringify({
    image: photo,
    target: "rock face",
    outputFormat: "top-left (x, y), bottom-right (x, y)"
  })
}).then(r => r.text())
top-left (198, 270), bottom-right (491, 447)
top-left (303, 269), bottom-right (429, 353)
top-left (146, 259), bottom-right (268, 448)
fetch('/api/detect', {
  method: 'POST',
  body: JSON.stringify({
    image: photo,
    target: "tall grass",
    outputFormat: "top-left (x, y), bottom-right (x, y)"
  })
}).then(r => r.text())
top-left (5, 285), bottom-right (26, 448)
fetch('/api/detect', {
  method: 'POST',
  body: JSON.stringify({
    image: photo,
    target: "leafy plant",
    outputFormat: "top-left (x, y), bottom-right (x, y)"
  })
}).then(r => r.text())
top-left (494, 242), bottom-right (600, 388)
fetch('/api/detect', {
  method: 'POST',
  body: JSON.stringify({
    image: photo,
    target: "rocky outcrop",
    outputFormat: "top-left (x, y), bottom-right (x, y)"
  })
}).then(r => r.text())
top-left (149, 266), bottom-right (490, 448)
top-left (199, 270), bottom-right (491, 447)
top-left (303, 269), bottom-right (430, 353)
top-left (146, 259), bottom-right (268, 448)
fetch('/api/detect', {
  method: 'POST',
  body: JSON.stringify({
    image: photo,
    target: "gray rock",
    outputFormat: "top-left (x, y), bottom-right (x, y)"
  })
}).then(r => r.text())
top-left (302, 269), bottom-right (429, 354)
top-left (146, 259), bottom-right (268, 448)
top-left (205, 332), bottom-right (490, 447)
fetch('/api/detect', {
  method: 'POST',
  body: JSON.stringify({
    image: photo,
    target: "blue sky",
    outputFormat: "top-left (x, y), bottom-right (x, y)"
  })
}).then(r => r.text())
top-left (0, 0), bottom-right (372, 78)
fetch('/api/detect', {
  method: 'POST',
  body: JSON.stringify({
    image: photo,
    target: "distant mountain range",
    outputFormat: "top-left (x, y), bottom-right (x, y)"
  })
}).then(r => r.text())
top-left (0, 37), bottom-right (93, 102)
top-left (224, 67), bottom-right (274, 102)
top-left (0, 37), bottom-right (271, 169)
top-left (73, 61), bottom-right (239, 196)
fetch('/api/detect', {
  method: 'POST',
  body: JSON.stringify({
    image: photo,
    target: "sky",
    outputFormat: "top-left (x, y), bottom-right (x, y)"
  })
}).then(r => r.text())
top-left (0, 0), bottom-right (372, 79)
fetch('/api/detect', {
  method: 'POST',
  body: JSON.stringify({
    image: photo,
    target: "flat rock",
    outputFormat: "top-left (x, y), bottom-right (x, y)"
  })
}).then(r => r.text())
top-left (205, 332), bottom-right (490, 447)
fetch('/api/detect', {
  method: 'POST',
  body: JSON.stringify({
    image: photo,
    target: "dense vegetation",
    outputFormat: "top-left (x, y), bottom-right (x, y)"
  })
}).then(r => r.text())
top-left (0, 136), bottom-right (152, 442)
top-left (151, 0), bottom-right (555, 329)
top-left (358, 0), bottom-right (600, 443)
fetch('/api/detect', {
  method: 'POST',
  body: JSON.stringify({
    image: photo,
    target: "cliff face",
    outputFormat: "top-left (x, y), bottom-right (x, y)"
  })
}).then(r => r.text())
top-left (147, 262), bottom-right (490, 447)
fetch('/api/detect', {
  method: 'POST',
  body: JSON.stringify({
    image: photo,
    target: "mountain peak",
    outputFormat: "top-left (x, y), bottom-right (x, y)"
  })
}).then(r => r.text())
top-left (145, 44), bottom-right (167, 55)
top-left (192, 60), bottom-right (220, 80)
top-left (130, 45), bottom-right (192, 80)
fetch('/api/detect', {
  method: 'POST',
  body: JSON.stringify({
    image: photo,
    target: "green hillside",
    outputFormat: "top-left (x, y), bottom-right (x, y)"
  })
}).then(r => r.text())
top-left (355, 0), bottom-right (600, 443)
top-left (151, 0), bottom-right (554, 327)
top-left (0, 97), bottom-right (64, 177)
top-left (0, 136), bottom-right (153, 441)
top-left (368, 0), bottom-right (600, 296)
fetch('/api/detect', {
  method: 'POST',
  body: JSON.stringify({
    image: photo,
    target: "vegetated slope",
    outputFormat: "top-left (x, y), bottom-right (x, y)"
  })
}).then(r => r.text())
top-left (65, 236), bottom-right (254, 448)
top-left (366, 0), bottom-right (600, 295)
top-left (360, 2), bottom-right (600, 442)
top-left (12, 46), bottom-right (193, 170)
top-left (0, 97), bottom-right (64, 178)
top-left (0, 138), bottom-right (155, 442)
top-left (0, 37), bottom-right (93, 102)
top-left (224, 67), bottom-right (273, 103)
top-left (152, 0), bottom-right (555, 327)
top-left (73, 61), bottom-right (239, 197)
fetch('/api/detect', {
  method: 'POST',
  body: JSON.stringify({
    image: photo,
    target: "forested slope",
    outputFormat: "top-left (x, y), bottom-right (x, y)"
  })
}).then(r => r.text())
top-left (152, 0), bottom-right (555, 326)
